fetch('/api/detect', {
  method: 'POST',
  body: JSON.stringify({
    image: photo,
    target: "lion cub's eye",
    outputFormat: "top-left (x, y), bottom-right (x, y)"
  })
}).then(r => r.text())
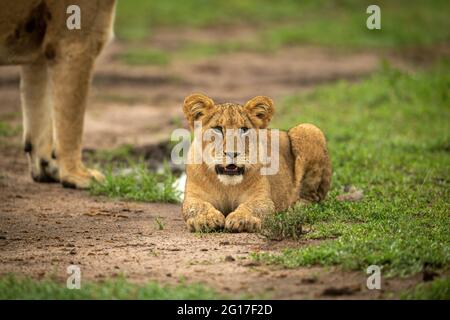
top-left (239, 127), bottom-right (249, 135)
top-left (212, 126), bottom-right (223, 135)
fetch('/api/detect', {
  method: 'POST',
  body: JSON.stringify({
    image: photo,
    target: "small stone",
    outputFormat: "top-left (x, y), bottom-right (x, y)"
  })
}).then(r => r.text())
top-left (301, 277), bottom-right (317, 284)
top-left (225, 255), bottom-right (235, 262)
top-left (321, 284), bottom-right (360, 296)
top-left (242, 261), bottom-right (260, 267)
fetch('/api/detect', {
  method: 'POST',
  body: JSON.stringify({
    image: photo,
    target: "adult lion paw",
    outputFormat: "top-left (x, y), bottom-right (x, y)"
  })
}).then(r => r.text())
top-left (60, 165), bottom-right (105, 189)
top-left (225, 211), bottom-right (261, 233)
top-left (186, 209), bottom-right (225, 232)
top-left (24, 141), bottom-right (59, 183)
top-left (30, 156), bottom-right (59, 183)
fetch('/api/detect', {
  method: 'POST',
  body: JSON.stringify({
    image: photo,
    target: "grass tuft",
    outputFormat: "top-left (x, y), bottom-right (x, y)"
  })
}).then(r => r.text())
top-left (89, 162), bottom-right (180, 203)
top-left (262, 204), bottom-right (306, 240)
top-left (155, 217), bottom-right (165, 230)
top-left (401, 277), bottom-right (450, 300)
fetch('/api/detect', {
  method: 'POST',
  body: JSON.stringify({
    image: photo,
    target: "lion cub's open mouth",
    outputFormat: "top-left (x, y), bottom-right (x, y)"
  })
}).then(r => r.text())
top-left (215, 164), bottom-right (245, 176)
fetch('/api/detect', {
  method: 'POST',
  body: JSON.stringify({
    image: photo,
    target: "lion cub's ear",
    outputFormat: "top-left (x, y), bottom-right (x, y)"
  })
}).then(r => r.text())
top-left (244, 96), bottom-right (274, 128)
top-left (183, 93), bottom-right (215, 129)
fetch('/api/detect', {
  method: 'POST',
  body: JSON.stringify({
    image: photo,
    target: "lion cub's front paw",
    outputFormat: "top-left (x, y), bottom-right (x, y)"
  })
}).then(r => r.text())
top-left (225, 211), bottom-right (261, 233)
top-left (186, 209), bottom-right (225, 232)
top-left (60, 165), bottom-right (105, 189)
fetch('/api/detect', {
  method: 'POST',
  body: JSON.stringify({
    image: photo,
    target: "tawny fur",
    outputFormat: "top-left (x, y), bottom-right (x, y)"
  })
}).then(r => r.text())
top-left (0, 0), bottom-right (116, 188)
top-left (182, 93), bottom-right (332, 233)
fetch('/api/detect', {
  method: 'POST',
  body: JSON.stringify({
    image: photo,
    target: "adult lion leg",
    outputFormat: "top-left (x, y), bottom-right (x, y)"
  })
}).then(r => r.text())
top-left (288, 123), bottom-right (332, 203)
top-left (20, 57), bottom-right (59, 182)
top-left (49, 48), bottom-right (104, 189)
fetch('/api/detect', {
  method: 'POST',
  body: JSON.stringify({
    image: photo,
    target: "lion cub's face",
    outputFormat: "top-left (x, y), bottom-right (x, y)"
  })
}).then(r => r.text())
top-left (183, 94), bottom-right (274, 186)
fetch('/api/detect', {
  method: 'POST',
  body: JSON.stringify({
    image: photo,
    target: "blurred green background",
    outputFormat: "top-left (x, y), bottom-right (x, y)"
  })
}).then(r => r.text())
top-left (116, 0), bottom-right (450, 46)
top-left (113, 0), bottom-right (450, 66)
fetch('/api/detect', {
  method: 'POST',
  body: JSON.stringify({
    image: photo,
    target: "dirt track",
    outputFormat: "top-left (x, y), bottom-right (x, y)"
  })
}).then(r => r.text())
top-left (0, 38), bottom-right (430, 298)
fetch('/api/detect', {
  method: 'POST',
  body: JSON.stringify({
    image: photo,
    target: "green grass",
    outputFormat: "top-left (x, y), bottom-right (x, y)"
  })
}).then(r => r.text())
top-left (401, 277), bottom-right (450, 300)
top-left (89, 163), bottom-right (180, 203)
top-left (115, 0), bottom-right (310, 40)
top-left (119, 49), bottom-right (170, 66)
top-left (254, 59), bottom-right (450, 277)
top-left (0, 121), bottom-right (20, 137)
top-left (261, 207), bottom-right (305, 240)
top-left (155, 217), bottom-right (165, 230)
top-left (0, 275), bottom-right (222, 299)
top-left (120, 40), bottom-right (254, 65)
top-left (116, 0), bottom-right (450, 49)
top-left (260, 0), bottom-right (450, 49)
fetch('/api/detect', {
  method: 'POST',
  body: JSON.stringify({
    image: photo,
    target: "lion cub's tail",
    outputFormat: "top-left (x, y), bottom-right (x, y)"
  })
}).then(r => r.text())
top-left (287, 123), bottom-right (332, 203)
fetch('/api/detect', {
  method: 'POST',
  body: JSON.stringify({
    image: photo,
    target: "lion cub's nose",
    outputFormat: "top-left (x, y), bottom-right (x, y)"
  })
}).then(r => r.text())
top-left (224, 152), bottom-right (240, 159)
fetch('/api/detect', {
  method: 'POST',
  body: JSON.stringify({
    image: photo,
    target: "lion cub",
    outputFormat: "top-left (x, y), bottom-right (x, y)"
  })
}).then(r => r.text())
top-left (182, 93), bottom-right (331, 233)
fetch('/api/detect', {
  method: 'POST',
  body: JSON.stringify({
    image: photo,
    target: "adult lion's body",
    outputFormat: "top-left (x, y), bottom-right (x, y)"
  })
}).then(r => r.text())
top-left (182, 94), bottom-right (332, 233)
top-left (0, 0), bottom-right (116, 188)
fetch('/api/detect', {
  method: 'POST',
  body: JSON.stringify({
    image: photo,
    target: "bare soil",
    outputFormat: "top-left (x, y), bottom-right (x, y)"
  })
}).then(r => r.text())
top-left (0, 36), bottom-right (434, 298)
